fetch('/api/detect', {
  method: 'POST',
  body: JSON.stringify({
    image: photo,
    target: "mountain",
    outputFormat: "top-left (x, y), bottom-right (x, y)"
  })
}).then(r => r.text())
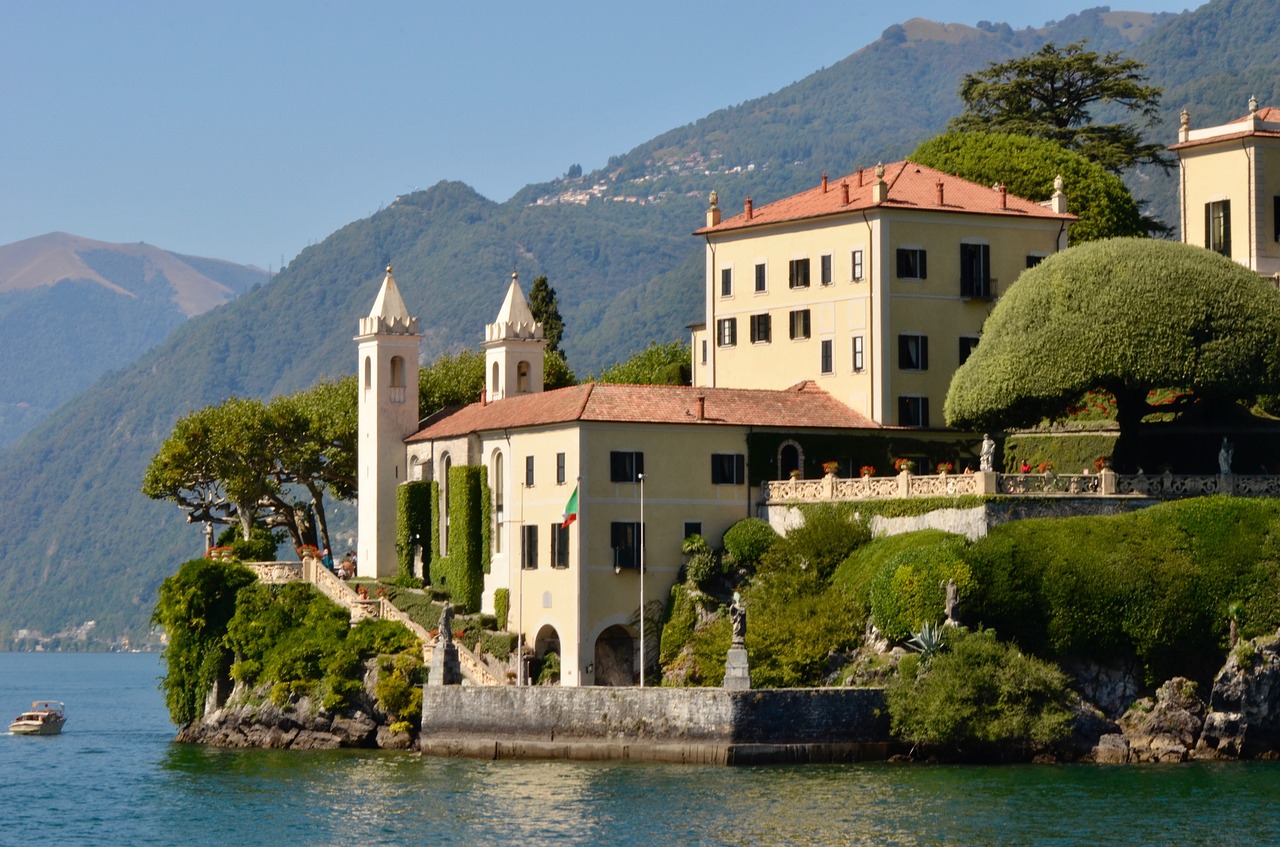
top-left (0, 233), bottom-right (268, 446)
top-left (2, 0), bottom-right (1277, 646)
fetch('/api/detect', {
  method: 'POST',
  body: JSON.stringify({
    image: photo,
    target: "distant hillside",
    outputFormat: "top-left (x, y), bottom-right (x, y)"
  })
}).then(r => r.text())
top-left (2, 0), bottom-right (1275, 645)
top-left (0, 233), bottom-right (268, 445)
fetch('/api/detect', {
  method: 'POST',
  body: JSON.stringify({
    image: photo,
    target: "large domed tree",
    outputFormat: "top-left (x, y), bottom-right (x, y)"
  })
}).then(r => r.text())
top-left (945, 238), bottom-right (1280, 470)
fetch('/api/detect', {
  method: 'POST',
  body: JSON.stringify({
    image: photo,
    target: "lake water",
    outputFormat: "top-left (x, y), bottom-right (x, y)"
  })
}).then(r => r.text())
top-left (2, 652), bottom-right (1279, 846)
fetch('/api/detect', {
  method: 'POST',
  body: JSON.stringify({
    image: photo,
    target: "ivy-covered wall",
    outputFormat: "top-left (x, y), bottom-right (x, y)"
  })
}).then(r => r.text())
top-left (396, 481), bottom-right (433, 581)
top-left (428, 465), bottom-right (485, 612)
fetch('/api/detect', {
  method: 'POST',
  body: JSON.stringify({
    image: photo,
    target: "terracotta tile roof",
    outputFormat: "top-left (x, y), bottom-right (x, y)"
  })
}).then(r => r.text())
top-left (695, 161), bottom-right (1074, 235)
top-left (407, 381), bottom-right (878, 442)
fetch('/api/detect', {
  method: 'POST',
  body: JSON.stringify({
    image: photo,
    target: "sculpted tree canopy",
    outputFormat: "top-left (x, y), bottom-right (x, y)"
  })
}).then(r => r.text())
top-left (945, 239), bottom-right (1280, 469)
top-left (910, 132), bottom-right (1144, 244)
top-left (949, 40), bottom-right (1170, 175)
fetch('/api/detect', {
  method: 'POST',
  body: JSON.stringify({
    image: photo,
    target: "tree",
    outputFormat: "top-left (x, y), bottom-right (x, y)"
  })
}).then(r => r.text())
top-left (593, 341), bottom-right (691, 385)
top-left (418, 347), bottom-right (576, 417)
top-left (945, 238), bottom-right (1280, 469)
top-left (910, 132), bottom-right (1145, 244)
top-left (527, 275), bottom-right (565, 355)
top-left (949, 41), bottom-right (1171, 175)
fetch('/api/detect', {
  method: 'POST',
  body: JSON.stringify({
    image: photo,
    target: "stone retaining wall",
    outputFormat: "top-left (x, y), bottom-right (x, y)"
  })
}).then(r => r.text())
top-left (420, 687), bottom-right (892, 765)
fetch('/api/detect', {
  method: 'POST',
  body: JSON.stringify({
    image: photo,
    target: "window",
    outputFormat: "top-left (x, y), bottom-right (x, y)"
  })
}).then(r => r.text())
top-left (852, 336), bottom-right (865, 372)
top-left (556, 452), bottom-right (566, 485)
top-left (789, 258), bottom-right (811, 289)
top-left (611, 521), bottom-right (642, 570)
top-left (551, 523), bottom-right (570, 569)
top-left (701, 339), bottom-right (707, 365)
top-left (717, 317), bottom-right (737, 347)
top-left (492, 453), bottom-right (504, 553)
top-left (959, 336), bottom-right (980, 365)
top-left (1026, 254), bottom-right (1045, 269)
top-left (789, 309), bottom-right (811, 340)
top-left (610, 450), bottom-right (644, 483)
top-left (820, 339), bottom-right (833, 374)
top-left (390, 356), bottom-right (406, 404)
top-left (517, 360), bottom-right (531, 393)
top-left (960, 243), bottom-right (991, 299)
top-left (898, 396), bottom-right (929, 428)
top-left (896, 248), bottom-right (927, 279)
top-left (1206, 200), bottom-right (1231, 256)
top-left (852, 249), bottom-right (864, 281)
top-left (684, 521), bottom-right (702, 540)
top-left (779, 441), bottom-right (803, 478)
top-left (749, 313), bottom-right (771, 343)
top-left (522, 525), bottom-right (538, 569)
top-left (754, 262), bottom-right (767, 293)
top-left (898, 334), bottom-right (928, 370)
top-left (720, 267), bottom-right (733, 297)
top-left (711, 453), bottom-right (745, 485)
top-left (820, 254), bottom-right (833, 286)
top-left (1275, 197), bottom-right (1280, 242)
top-left (525, 455), bottom-right (534, 487)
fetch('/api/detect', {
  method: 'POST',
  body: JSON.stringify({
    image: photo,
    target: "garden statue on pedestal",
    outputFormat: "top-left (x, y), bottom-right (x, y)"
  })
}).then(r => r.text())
top-left (724, 592), bottom-right (751, 690)
top-left (430, 600), bottom-right (462, 686)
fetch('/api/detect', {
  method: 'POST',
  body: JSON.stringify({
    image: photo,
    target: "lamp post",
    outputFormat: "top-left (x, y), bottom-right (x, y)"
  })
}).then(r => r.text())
top-left (638, 472), bottom-right (646, 687)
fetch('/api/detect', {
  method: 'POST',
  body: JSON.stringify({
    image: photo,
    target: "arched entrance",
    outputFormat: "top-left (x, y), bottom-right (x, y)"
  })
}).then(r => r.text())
top-left (593, 625), bottom-right (635, 687)
top-left (532, 624), bottom-right (561, 685)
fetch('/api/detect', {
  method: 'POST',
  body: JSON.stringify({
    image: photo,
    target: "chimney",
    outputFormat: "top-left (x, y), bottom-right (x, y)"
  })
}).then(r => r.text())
top-left (1179, 108), bottom-right (1190, 143)
top-left (744, 197), bottom-right (753, 219)
top-left (857, 167), bottom-right (864, 187)
top-left (481, 388), bottom-right (488, 407)
top-left (998, 183), bottom-right (1007, 210)
top-left (936, 181), bottom-right (944, 206)
top-left (1049, 174), bottom-right (1067, 214)
top-left (842, 181), bottom-right (850, 205)
top-left (821, 172), bottom-right (828, 192)
top-left (872, 162), bottom-right (888, 204)
top-left (696, 395), bottom-right (706, 421)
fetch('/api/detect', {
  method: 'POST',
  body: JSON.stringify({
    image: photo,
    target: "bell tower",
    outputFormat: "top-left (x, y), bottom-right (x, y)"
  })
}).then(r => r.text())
top-left (355, 265), bottom-right (421, 578)
top-left (482, 272), bottom-right (545, 402)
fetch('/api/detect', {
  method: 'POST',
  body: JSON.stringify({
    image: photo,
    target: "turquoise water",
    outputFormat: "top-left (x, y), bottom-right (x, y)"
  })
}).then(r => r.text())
top-left (2, 653), bottom-right (1279, 846)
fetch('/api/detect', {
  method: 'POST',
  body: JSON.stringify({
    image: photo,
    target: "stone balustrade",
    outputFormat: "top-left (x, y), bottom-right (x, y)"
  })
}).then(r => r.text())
top-left (246, 561), bottom-right (305, 584)
top-left (763, 469), bottom-right (1280, 506)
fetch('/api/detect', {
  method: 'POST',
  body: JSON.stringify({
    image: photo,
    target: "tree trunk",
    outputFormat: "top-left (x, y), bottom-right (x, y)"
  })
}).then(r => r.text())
top-left (1110, 387), bottom-right (1149, 473)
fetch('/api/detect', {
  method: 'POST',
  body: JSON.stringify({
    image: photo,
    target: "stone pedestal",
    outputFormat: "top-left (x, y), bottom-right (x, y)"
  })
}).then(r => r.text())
top-left (724, 645), bottom-right (751, 690)
top-left (430, 641), bottom-right (462, 686)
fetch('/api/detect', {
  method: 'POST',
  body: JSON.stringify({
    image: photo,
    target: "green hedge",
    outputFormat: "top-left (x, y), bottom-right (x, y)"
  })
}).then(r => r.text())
top-left (428, 466), bottom-right (485, 612)
top-left (867, 535), bottom-right (971, 642)
top-left (396, 481), bottom-right (432, 580)
top-left (494, 588), bottom-right (510, 630)
top-left (1003, 432), bottom-right (1117, 475)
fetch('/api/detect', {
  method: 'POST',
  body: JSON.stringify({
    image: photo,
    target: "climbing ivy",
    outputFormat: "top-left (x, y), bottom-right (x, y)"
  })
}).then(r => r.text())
top-left (428, 465), bottom-right (485, 612)
top-left (396, 481), bottom-right (433, 581)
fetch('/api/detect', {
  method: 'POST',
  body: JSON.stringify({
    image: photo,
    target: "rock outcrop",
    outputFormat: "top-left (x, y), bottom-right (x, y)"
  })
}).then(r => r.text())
top-left (1096, 677), bottom-right (1206, 763)
top-left (1195, 630), bottom-right (1280, 760)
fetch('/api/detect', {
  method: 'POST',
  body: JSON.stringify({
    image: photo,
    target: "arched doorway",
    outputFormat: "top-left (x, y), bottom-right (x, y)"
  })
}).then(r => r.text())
top-left (779, 440), bottom-right (803, 478)
top-left (532, 625), bottom-right (561, 685)
top-left (594, 625), bottom-right (635, 687)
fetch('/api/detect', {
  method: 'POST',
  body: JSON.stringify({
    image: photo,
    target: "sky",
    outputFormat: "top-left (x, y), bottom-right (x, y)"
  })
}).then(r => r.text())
top-left (0, 1), bottom-right (1202, 271)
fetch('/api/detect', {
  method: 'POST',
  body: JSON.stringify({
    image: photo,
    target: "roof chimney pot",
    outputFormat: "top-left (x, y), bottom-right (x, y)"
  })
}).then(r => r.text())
top-left (744, 197), bottom-right (753, 219)
top-left (821, 172), bottom-right (828, 192)
top-left (936, 181), bottom-right (944, 205)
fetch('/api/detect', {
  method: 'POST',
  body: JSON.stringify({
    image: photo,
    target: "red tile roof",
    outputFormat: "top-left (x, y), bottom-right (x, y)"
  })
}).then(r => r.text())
top-left (695, 161), bottom-right (1074, 235)
top-left (407, 381), bottom-right (878, 442)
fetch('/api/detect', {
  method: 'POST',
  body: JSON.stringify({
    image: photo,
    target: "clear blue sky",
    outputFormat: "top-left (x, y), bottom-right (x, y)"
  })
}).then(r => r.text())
top-left (0, 1), bottom-right (1200, 270)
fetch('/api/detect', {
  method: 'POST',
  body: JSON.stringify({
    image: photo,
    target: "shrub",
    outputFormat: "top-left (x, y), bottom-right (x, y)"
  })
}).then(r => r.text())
top-left (868, 535), bottom-right (972, 642)
top-left (745, 568), bottom-right (858, 688)
top-left (682, 534), bottom-right (721, 588)
top-left (659, 583), bottom-right (699, 668)
top-left (428, 466), bottom-right (486, 611)
top-left (721, 518), bottom-right (779, 571)
top-left (885, 628), bottom-right (1074, 758)
top-left (477, 631), bottom-right (517, 662)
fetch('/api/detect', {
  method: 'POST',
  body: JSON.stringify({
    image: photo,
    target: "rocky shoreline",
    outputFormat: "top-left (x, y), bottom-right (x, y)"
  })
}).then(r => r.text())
top-left (174, 629), bottom-right (1280, 763)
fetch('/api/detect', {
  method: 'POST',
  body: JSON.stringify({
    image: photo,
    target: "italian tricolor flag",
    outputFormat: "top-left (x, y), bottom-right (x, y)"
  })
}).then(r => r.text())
top-left (561, 486), bottom-right (579, 528)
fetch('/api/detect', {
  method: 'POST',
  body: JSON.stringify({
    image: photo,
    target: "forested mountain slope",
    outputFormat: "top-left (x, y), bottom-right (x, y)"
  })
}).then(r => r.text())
top-left (3, 1), bottom-right (1277, 644)
top-left (0, 233), bottom-right (267, 446)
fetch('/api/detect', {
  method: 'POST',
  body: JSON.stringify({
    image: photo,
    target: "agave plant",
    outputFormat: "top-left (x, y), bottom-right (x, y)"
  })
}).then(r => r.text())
top-left (906, 621), bottom-right (946, 661)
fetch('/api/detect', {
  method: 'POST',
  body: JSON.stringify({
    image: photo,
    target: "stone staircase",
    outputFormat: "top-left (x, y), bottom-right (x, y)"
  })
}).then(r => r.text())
top-left (248, 559), bottom-right (503, 686)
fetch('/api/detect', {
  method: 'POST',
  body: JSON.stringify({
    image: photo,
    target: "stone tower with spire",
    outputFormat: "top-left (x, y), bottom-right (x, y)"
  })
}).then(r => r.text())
top-left (482, 272), bottom-right (545, 402)
top-left (355, 266), bottom-right (421, 578)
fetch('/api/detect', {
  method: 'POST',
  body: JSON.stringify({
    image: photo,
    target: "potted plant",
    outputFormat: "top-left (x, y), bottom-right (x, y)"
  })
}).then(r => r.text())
top-left (936, 461), bottom-right (954, 474)
top-left (822, 460), bottom-right (840, 476)
top-left (788, 468), bottom-right (802, 480)
top-left (860, 465), bottom-right (876, 478)
top-left (894, 457), bottom-right (916, 474)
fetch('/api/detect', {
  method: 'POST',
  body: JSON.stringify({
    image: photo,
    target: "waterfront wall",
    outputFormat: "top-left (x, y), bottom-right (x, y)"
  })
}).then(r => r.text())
top-left (419, 686), bottom-right (891, 765)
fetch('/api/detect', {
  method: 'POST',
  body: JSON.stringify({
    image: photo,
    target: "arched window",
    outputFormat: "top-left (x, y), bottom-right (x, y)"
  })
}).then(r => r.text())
top-left (492, 451), bottom-right (504, 553)
top-left (779, 440), bottom-right (804, 479)
top-left (491, 362), bottom-right (500, 399)
top-left (517, 360), bottom-right (530, 393)
top-left (363, 356), bottom-right (372, 390)
top-left (441, 453), bottom-right (452, 555)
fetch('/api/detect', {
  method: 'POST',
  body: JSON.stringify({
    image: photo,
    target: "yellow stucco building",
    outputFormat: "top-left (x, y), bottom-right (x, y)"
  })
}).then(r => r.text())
top-left (1173, 99), bottom-right (1280, 279)
top-left (691, 162), bottom-right (1074, 426)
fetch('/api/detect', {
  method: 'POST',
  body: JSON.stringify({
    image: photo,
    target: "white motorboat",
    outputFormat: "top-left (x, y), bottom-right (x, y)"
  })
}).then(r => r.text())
top-left (8, 700), bottom-right (66, 735)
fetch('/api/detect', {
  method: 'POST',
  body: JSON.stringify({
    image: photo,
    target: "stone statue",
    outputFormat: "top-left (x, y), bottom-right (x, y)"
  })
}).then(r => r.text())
top-left (438, 600), bottom-right (454, 645)
top-left (979, 434), bottom-right (995, 473)
top-left (730, 592), bottom-right (747, 645)
top-left (1219, 437), bottom-right (1234, 475)
top-left (942, 578), bottom-right (959, 626)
